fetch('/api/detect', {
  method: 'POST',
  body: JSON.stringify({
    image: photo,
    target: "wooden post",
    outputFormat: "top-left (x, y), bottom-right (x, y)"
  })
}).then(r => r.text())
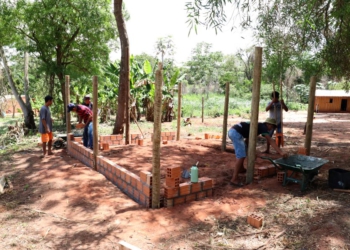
top-left (304, 76), bottom-right (317, 155)
top-left (222, 82), bottom-right (230, 152)
top-left (65, 75), bottom-right (71, 133)
top-left (246, 47), bottom-right (263, 184)
top-left (202, 97), bottom-right (204, 123)
top-left (125, 73), bottom-right (130, 146)
top-left (92, 76), bottom-right (98, 171)
top-left (176, 82), bottom-right (181, 141)
top-left (152, 63), bottom-right (162, 209)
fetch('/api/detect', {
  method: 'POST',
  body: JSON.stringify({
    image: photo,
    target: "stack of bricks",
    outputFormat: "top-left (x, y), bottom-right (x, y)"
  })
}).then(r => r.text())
top-left (164, 167), bottom-right (214, 208)
top-left (73, 136), bottom-right (83, 144)
top-left (68, 134), bottom-right (93, 168)
top-left (256, 165), bottom-right (276, 178)
top-left (247, 214), bottom-right (263, 228)
top-left (99, 135), bottom-right (124, 146)
top-left (151, 132), bottom-right (176, 141)
top-left (130, 134), bottom-right (141, 144)
top-left (204, 134), bottom-right (222, 139)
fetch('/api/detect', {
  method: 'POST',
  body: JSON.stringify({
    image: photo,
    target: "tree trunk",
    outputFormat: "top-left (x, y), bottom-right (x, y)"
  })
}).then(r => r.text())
top-left (0, 45), bottom-right (35, 129)
top-left (23, 52), bottom-right (36, 130)
top-left (113, 0), bottom-right (130, 135)
top-left (48, 73), bottom-right (55, 97)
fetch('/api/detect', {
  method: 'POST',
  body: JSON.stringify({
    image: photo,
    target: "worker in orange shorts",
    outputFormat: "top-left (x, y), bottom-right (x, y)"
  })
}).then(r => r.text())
top-left (39, 95), bottom-right (54, 158)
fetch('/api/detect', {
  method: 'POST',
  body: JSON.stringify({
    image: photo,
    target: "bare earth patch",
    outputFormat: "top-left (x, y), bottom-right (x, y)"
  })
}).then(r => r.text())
top-left (1, 111), bottom-right (350, 249)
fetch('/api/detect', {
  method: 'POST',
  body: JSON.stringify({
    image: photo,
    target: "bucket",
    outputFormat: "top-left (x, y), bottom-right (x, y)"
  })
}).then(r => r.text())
top-left (328, 168), bottom-right (350, 189)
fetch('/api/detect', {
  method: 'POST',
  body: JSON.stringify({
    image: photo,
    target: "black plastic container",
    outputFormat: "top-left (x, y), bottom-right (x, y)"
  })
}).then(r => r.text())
top-left (328, 168), bottom-right (350, 189)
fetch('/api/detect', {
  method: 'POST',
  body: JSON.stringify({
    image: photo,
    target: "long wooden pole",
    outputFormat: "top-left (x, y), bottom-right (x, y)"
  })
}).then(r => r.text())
top-left (92, 76), bottom-right (98, 170)
top-left (202, 97), bottom-right (204, 123)
top-left (246, 47), bottom-right (262, 184)
top-left (304, 76), bottom-right (317, 155)
top-left (152, 63), bottom-right (162, 209)
top-left (222, 82), bottom-right (229, 152)
top-left (125, 75), bottom-right (130, 145)
top-left (65, 75), bottom-right (71, 152)
top-left (176, 82), bottom-right (181, 141)
top-left (65, 75), bottom-right (71, 133)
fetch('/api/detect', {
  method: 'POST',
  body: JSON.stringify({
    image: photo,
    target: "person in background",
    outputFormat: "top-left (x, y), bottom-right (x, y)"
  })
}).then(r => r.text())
top-left (264, 91), bottom-right (288, 153)
top-left (68, 103), bottom-right (93, 149)
top-left (39, 95), bottom-right (54, 158)
top-left (228, 118), bottom-right (288, 186)
top-left (82, 95), bottom-right (93, 110)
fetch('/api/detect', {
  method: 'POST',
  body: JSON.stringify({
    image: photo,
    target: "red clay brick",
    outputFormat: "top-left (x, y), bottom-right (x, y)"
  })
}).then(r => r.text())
top-left (127, 185), bottom-right (134, 195)
top-left (136, 180), bottom-right (142, 191)
top-left (116, 134), bottom-right (123, 140)
top-left (179, 183), bottom-right (191, 195)
top-left (247, 214), bottom-right (263, 228)
top-left (186, 193), bottom-right (196, 202)
top-left (166, 166), bottom-right (181, 178)
top-left (133, 189), bottom-right (140, 201)
top-left (125, 173), bottom-right (131, 184)
top-left (140, 170), bottom-right (151, 182)
top-left (206, 189), bottom-right (213, 197)
top-left (196, 191), bottom-right (207, 200)
top-left (164, 186), bottom-right (179, 198)
top-left (120, 169), bottom-right (127, 180)
top-left (174, 197), bottom-right (185, 205)
top-left (165, 177), bottom-right (180, 188)
top-left (191, 182), bottom-right (201, 193)
top-left (111, 135), bottom-right (117, 140)
top-left (142, 184), bottom-right (152, 197)
top-left (130, 173), bottom-right (138, 186)
top-left (199, 177), bottom-right (213, 190)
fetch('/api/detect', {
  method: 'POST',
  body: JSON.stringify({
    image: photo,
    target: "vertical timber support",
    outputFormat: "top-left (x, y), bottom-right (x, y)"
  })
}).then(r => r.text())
top-left (222, 82), bottom-right (230, 152)
top-left (152, 63), bottom-right (162, 209)
top-left (93, 76), bottom-right (98, 170)
top-left (304, 76), bottom-right (317, 156)
top-left (246, 47), bottom-right (263, 184)
top-left (65, 75), bottom-right (71, 149)
top-left (202, 97), bottom-right (204, 123)
top-left (176, 82), bottom-right (181, 141)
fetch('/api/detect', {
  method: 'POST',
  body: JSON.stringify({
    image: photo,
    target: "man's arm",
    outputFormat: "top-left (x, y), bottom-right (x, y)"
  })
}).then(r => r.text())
top-left (264, 135), bottom-right (288, 158)
top-left (42, 119), bottom-right (50, 133)
top-left (281, 99), bottom-right (288, 112)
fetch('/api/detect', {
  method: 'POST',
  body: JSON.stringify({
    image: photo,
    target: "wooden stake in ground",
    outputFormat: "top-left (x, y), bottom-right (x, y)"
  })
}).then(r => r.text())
top-left (246, 47), bottom-right (263, 184)
top-left (65, 75), bottom-right (71, 133)
top-left (92, 76), bottom-right (98, 171)
top-left (222, 82), bottom-right (230, 152)
top-left (202, 97), bottom-right (204, 123)
top-left (176, 82), bottom-right (181, 141)
top-left (304, 76), bottom-right (317, 155)
top-left (152, 63), bottom-right (163, 209)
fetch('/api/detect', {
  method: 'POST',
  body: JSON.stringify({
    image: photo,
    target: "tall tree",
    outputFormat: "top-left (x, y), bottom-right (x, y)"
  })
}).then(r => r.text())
top-left (186, 0), bottom-right (350, 81)
top-left (113, 0), bottom-right (130, 136)
top-left (5, 0), bottom-right (116, 116)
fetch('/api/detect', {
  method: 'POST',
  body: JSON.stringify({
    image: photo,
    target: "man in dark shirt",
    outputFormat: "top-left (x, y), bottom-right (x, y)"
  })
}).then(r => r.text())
top-left (82, 95), bottom-right (93, 110)
top-left (67, 103), bottom-right (93, 149)
top-left (228, 118), bottom-right (288, 186)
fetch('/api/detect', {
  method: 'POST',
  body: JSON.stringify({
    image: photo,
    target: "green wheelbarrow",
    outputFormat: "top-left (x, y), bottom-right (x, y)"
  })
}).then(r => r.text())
top-left (261, 155), bottom-right (329, 191)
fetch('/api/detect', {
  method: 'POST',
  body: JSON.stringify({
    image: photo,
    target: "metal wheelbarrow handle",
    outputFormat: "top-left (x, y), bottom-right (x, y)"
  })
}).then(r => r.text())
top-left (260, 156), bottom-right (284, 171)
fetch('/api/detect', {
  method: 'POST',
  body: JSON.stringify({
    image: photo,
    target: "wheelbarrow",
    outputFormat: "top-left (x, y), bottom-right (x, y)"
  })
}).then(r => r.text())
top-left (261, 155), bottom-right (329, 191)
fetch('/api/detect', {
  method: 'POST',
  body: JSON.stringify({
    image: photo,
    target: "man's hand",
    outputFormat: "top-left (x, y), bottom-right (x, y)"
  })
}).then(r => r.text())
top-left (46, 127), bottom-right (51, 133)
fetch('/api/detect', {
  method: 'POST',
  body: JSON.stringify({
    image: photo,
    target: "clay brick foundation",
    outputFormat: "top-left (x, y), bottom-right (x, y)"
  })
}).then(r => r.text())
top-left (67, 133), bottom-right (214, 208)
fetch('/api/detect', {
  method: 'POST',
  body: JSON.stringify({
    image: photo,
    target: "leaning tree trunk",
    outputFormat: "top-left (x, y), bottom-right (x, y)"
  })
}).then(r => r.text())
top-left (23, 51), bottom-right (36, 130)
top-left (0, 45), bottom-right (35, 129)
top-left (113, 0), bottom-right (130, 135)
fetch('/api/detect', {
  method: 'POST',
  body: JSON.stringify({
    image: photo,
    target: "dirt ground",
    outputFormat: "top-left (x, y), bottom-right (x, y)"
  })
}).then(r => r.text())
top-left (1, 111), bottom-right (350, 250)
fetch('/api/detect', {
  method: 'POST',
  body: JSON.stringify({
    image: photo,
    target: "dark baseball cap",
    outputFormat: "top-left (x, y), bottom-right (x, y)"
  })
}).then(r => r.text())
top-left (67, 103), bottom-right (76, 112)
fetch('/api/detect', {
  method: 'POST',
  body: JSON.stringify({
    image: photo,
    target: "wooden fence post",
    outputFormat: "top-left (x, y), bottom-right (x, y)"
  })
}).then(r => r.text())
top-left (246, 47), bottom-right (263, 184)
top-left (304, 76), bottom-right (317, 155)
top-left (176, 82), bottom-right (181, 141)
top-left (202, 97), bottom-right (204, 123)
top-left (92, 76), bottom-right (98, 170)
top-left (152, 63), bottom-right (162, 209)
top-left (65, 75), bottom-right (71, 133)
top-left (222, 82), bottom-right (230, 152)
